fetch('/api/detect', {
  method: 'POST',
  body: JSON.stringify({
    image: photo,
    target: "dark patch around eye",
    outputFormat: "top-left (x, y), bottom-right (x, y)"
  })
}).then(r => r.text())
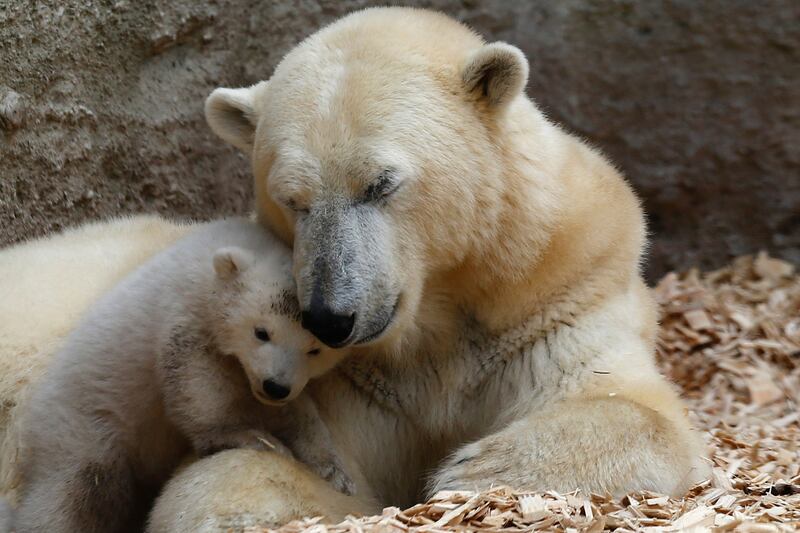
top-left (254, 327), bottom-right (270, 342)
top-left (364, 169), bottom-right (399, 203)
top-left (308, 348), bottom-right (320, 356)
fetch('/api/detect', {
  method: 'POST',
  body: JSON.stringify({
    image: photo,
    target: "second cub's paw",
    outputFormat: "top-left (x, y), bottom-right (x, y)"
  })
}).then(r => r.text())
top-left (313, 460), bottom-right (357, 496)
top-left (245, 430), bottom-right (295, 458)
top-left (238, 429), bottom-right (295, 458)
top-left (203, 429), bottom-right (294, 458)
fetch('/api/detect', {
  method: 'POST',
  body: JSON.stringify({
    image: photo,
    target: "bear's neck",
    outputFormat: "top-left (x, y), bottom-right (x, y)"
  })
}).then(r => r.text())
top-left (443, 106), bottom-right (647, 335)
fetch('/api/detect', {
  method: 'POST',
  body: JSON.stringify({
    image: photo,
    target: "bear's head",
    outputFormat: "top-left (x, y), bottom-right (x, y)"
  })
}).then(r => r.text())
top-left (205, 8), bottom-right (551, 351)
top-left (210, 245), bottom-right (348, 404)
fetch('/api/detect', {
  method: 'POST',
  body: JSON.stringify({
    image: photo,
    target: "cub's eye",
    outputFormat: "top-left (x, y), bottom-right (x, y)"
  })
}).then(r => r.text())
top-left (364, 169), bottom-right (401, 204)
top-left (307, 348), bottom-right (320, 356)
top-left (254, 327), bottom-right (270, 342)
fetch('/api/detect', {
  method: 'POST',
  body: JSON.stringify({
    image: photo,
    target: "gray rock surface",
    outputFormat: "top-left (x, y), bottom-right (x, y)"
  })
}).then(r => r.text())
top-left (1, 0), bottom-right (798, 280)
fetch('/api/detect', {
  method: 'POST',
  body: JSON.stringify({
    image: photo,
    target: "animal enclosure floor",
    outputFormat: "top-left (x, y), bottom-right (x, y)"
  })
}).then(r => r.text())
top-left (268, 253), bottom-right (800, 533)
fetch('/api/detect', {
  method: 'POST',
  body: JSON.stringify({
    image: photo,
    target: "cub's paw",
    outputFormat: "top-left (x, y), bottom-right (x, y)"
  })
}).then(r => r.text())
top-left (242, 430), bottom-right (295, 458)
top-left (312, 459), bottom-right (357, 496)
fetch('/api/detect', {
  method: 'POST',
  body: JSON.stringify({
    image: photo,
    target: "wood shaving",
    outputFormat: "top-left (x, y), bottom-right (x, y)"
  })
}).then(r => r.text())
top-left (267, 253), bottom-right (800, 533)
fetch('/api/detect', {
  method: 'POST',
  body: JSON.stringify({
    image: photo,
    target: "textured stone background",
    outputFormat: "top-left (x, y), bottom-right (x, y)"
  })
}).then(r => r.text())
top-left (1, 0), bottom-right (798, 280)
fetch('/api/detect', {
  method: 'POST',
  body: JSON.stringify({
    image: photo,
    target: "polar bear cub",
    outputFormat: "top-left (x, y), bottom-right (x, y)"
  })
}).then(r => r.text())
top-left (14, 218), bottom-right (353, 533)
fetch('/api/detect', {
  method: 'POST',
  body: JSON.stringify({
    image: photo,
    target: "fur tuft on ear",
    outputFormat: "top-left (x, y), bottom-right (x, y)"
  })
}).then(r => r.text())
top-left (204, 83), bottom-right (265, 152)
top-left (462, 42), bottom-right (529, 109)
top-left (213, 247), bottom-right (254, 280)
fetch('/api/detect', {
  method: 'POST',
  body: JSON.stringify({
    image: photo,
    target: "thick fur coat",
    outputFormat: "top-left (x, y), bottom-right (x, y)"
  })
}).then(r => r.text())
top-left (0, 215), bottom-right (192, 501)
top-left (12, 219), bottom-right (351, 533)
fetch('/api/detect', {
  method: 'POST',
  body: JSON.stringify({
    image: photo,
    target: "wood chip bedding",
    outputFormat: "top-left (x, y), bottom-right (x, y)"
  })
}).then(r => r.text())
top-left (266, 253), bottom-right (799, 533)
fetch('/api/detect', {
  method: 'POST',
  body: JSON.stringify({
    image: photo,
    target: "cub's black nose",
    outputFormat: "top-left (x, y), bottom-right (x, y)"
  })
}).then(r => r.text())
top-left (262, 379), bottom-right (291, 401)
top-left (301, 305), bottom-right (355, 347)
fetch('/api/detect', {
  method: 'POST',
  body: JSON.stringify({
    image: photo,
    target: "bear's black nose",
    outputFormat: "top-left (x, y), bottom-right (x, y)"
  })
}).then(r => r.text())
top-left (262, 379), bottom-right (291, 401)
top-left (301, 305), bottom-right (355, 347)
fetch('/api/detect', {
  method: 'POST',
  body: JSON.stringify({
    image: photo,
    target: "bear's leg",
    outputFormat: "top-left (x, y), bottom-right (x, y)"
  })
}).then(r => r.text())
top-left (15, 456), bottom-right (145, 533)
top-left (147, 449), bottom-right (379, 533)
top-left (430, 397), bottom-right (708, 498)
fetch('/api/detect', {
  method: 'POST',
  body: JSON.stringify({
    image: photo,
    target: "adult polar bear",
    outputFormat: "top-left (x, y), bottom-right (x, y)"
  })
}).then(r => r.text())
top-left (148, 7), bottom-right (707, 529)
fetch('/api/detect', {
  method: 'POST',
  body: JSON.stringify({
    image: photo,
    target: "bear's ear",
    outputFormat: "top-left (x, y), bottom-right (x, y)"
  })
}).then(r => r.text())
top-left (204, 83), bottom-right (264, 152)
top-left (462, 42), bottom-right (529, 110)
top-left (213, 247), bottom-right (254, 280)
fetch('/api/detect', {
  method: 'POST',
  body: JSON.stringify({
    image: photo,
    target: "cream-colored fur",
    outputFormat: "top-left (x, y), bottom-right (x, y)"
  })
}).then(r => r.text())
top-left (1, 7), bottom-right (709, 531)
top-left (148, 450), bottom-right (378, 533)
top-left (0, 215), bottom-right (193, 501)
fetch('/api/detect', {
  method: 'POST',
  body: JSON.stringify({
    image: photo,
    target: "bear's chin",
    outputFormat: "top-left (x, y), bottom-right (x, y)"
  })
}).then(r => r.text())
top-left (353, 293), bottom-right (402, 346)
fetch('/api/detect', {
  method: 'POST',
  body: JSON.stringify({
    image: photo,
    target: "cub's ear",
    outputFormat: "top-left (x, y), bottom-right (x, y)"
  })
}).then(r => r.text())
top-left (462, 42), bottom-right (529, 109)
top-left (204, 82), bottom-right (265, 152)
top-left (213, 247), bottom-right (254, 280)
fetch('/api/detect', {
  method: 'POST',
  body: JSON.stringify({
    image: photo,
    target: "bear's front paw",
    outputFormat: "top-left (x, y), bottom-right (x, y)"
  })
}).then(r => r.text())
top-left (429, 442), bottom-right (496, 495)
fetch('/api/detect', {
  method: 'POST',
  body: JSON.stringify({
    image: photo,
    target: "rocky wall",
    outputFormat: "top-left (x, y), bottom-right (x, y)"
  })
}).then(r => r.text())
top-left (1, 0), bottom-right (797, 280)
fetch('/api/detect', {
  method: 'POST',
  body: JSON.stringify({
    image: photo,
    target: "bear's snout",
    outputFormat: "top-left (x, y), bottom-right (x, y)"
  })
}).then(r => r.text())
top-left (300, 303), bottom-right (355, 347)
top-left (262, 379), bottom-right (291, 401)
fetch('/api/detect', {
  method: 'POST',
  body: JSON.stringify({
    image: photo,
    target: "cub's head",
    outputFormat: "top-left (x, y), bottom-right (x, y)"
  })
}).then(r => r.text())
top-left (205, 8), bottom-right (532, 350)
top-left (210, 246), bottom-right (348, 404)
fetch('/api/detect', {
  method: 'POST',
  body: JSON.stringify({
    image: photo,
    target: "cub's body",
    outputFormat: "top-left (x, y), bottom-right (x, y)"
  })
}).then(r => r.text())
top-left (14, 219), bottom-right (350, 533)
top-left (0, 215), bottom-right (192, 499)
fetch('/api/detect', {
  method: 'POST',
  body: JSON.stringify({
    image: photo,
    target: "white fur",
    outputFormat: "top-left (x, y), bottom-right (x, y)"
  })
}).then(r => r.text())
top-left (204, 84), bottom-right (264, 152)
top-left (12, 218), bottom-right (352, 533)
top-left (0, 215), bottom-right (192, 500)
